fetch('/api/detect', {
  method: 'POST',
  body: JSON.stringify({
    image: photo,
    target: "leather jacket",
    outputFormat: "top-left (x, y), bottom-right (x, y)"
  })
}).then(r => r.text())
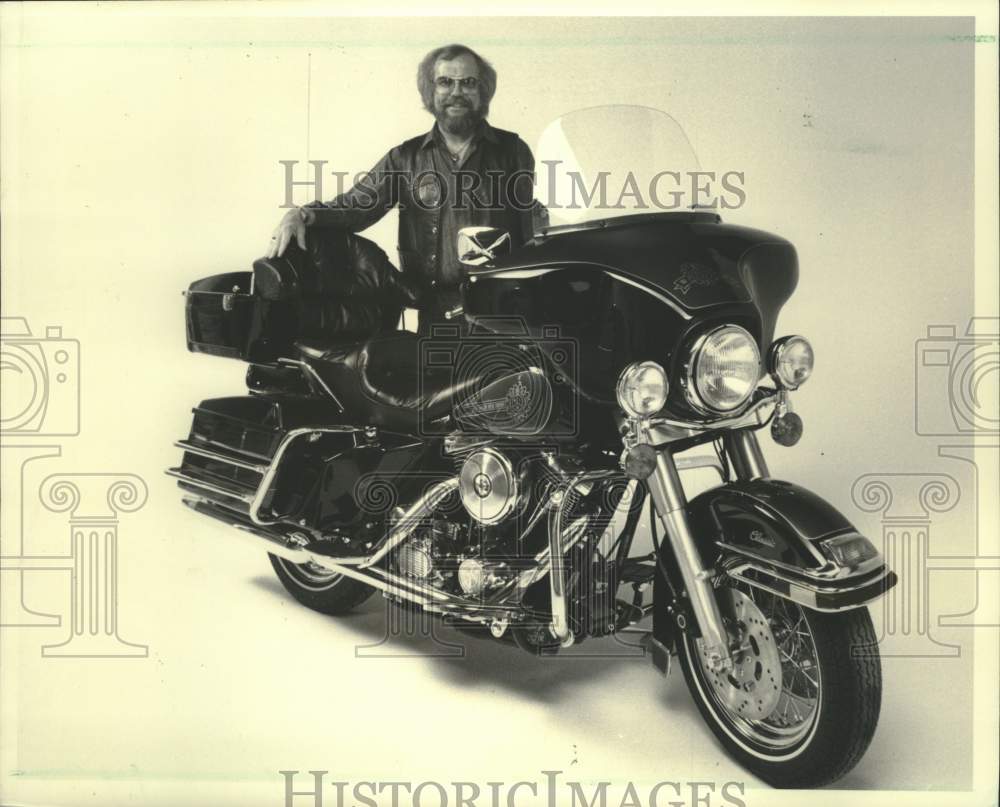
top-left (307, 120), bottom-right (537, 323)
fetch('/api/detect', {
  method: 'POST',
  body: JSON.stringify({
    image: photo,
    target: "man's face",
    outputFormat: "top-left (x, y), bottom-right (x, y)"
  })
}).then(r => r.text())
top-left (431, 53), bottom-right (485, 136)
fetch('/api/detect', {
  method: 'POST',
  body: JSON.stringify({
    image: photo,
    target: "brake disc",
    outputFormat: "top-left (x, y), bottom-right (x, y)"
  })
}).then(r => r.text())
top-left (698, 588), bottom-right (783, 720)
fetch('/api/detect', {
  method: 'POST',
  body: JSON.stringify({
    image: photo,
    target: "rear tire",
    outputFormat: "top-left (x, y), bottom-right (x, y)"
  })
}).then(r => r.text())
top-left (268, 554), bottom-right (375, 615)
top-left (676, 586), bottom-right (882, 788)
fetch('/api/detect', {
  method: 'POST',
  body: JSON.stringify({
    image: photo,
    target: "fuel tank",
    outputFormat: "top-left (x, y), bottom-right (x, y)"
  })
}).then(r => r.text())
top-left (462, 212), bottom-right (798, 411)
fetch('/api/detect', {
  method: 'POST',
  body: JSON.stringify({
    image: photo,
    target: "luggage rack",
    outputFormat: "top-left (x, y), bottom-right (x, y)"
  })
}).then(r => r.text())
top-left (167, 426), bottom-right (360, 526)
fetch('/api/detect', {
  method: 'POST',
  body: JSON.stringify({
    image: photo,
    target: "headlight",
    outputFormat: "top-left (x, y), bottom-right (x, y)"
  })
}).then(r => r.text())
top-left (616, 361), bottom-right (668, 417)
top-left (768, 335), bottom-right (814, 389)
top-left (685, 325), bottom-right (761, 414)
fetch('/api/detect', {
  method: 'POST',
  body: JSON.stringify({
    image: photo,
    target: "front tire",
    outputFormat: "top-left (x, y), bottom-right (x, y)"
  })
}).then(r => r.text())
top-left (676, 585), bottom-right (882, 788)
top-left (269, 554), bottom-right (375, 615)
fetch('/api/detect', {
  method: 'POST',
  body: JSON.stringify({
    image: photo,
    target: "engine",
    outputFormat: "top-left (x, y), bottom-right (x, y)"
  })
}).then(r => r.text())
top-left (390, 444), bottom-right (633, 645)
top-left (393, 514), bottom-right (518, 596)
top-left (392, 447), bottom-right (539, 596)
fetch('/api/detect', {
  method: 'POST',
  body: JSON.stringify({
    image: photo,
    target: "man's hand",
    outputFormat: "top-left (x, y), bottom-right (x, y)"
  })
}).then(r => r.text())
top-left (267, 207), bottom-right (315, 259)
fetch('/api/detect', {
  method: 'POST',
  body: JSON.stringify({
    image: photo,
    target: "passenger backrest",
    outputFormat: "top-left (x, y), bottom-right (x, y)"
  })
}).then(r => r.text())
top-left (253, 229), bottom-right (419, 340)
top-left (185, 229), bottom-right (418, 362)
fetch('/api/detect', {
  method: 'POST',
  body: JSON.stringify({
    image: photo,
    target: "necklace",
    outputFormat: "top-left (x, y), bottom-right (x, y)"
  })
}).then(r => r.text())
top-left (447, 139), bottom-right (472, 164)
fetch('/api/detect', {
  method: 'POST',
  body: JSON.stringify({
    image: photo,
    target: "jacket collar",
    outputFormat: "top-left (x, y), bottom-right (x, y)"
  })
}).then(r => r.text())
top-left (420, 119), bottom-right (497, 150)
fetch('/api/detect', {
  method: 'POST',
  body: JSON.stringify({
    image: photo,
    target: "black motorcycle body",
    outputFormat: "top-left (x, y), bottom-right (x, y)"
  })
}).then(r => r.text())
top-left (172, 143), bottom-right (895, 788)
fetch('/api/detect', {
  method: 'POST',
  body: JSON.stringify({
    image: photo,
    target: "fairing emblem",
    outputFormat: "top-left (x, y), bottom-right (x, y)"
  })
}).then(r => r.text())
top-left (673, 261), bottom-right (719, 295)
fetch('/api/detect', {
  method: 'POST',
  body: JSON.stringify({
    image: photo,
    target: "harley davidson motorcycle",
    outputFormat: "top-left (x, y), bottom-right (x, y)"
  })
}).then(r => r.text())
top-left (169, 106), bottom-right (896, 788)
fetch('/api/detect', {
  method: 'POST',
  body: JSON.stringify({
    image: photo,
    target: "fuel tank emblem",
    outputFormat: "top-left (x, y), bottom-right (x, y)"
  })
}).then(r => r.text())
top-left (673, 262), bottom-right (718, 295)
top-left (462, 375), bottom-right (531, 418)
top-left (505, 377), bottom-right (531, 417)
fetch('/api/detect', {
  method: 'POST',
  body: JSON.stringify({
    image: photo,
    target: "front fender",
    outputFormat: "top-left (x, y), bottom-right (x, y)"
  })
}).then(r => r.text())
top-left (686, 479), bottom-right (897, 612)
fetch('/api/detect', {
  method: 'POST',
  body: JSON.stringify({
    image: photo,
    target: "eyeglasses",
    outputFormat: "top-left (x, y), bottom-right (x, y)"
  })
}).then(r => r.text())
top-left (434, 76), bottom-right (480, 92)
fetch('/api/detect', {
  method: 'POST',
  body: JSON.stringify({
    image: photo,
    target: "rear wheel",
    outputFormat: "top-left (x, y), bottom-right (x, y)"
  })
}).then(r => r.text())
top-left (269, 554), bottom-right (375, 615)
top-left (676, 583), bottom-right (882, 788)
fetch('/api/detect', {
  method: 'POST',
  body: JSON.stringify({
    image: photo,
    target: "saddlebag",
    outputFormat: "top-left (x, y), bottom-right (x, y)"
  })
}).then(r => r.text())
top-left (168, 392), bottom-right (435, 532)
top-left (168, 393), bottom-right (356, 521)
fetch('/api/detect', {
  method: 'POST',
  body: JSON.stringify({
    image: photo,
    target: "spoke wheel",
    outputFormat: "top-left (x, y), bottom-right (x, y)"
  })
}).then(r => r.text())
top-left (675, 581), bottom-right (883, 788)
top-left (696, 586), bottom-right (820, 750)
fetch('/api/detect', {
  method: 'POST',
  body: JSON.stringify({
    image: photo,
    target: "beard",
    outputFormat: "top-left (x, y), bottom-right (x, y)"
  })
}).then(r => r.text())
top-left (433, 98), bottom-right (485, 137)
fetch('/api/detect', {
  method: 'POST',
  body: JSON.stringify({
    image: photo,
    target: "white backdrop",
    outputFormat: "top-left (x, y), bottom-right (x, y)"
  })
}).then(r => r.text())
top-left (2, 7), bottom-right (996, 806)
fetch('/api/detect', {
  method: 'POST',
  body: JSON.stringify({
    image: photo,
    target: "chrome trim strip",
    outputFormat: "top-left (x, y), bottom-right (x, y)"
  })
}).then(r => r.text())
top-left (192, 435), bottom-right (275, 462)
top-left (473, 262), bottom-right (692, 320)
top-left (166, 468), bottom-right (255, 503)
top-left (174, 440), bottom-right (269, 473)
top-left (725, 557), bottom-right (893, 594)
top-left (725, 561), bottom-right (896, 612)
top-left (716, 539), bottom-right (884, 581)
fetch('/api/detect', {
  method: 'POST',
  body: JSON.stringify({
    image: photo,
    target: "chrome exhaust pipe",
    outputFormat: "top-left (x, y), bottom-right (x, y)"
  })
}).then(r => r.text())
top-left (237, 476), bottom-right (460, 569)
top-left (184, 484), bottom-right (496, 618)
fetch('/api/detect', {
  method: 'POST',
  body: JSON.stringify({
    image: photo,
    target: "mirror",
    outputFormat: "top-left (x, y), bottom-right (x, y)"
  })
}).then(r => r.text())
top-left (457, 227), bottom-right (511, 267)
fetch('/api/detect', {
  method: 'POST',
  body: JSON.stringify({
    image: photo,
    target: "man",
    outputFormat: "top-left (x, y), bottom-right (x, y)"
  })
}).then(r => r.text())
top-left (268, 43), bottom-right (538, 331)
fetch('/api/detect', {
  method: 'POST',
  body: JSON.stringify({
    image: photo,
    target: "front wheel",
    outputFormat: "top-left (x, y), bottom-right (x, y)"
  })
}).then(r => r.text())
top-left (676, 584), bottom-right (882, 788)
top-left (269, 554), bottom-right (375, 615)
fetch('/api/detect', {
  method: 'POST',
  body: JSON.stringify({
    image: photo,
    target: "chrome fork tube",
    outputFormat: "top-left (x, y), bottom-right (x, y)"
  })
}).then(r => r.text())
top-left (726, 429), bottom-right (770, 481)
top-left (646, 449), bottom-right (732, 671)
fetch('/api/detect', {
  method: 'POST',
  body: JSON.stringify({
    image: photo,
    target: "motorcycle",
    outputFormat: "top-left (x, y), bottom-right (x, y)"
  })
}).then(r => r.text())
top-left (169, 106), bottom-right (897, 788)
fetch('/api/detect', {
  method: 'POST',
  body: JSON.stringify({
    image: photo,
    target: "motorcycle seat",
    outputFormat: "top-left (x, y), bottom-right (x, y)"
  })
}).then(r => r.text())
top-left (294, 331), bottom-right (488, 432)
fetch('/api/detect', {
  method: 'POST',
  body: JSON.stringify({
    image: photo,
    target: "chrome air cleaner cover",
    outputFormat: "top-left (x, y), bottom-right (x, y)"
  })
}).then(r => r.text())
top-left (459, 448), bottom-right (519, 524)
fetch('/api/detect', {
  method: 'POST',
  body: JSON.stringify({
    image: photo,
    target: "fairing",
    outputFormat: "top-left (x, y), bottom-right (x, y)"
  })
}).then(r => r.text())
top-left (463, 213), bottom-right (799, 414)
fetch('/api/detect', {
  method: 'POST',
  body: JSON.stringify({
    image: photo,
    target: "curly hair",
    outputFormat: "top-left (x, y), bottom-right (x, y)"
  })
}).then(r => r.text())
top-left (417, 43), bottom-right (497, 115)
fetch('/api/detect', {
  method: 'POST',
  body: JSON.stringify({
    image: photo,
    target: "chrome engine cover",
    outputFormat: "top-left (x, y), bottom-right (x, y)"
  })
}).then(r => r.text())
top-left (459, 448), bottom-right (519, 525)
top-left (395, 536), bottom-right (434, 579)
top-left (457, 557), bottom-right (506, 596)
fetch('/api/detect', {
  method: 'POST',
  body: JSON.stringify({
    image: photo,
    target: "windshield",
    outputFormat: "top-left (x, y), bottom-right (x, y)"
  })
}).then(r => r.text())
top-left (534, 105), bottom-right (704, 230)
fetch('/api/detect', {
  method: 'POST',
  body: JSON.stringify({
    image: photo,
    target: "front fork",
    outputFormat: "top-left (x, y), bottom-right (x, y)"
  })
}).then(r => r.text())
top-left (646, 428), bottom-right (770, 672)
